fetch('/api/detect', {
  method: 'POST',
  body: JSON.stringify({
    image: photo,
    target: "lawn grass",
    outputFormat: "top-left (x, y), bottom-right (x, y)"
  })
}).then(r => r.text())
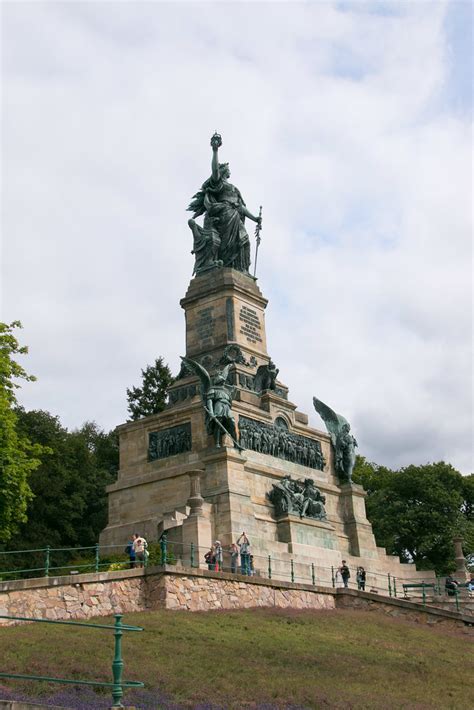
top-left (1, 608), bottom-right (472, 709)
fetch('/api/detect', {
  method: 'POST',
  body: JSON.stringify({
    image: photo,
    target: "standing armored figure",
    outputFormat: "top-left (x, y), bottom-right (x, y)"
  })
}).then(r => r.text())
top-left (312, 397), bottom-right (358, 482)
top-left (181, 357), bottom-right (242, 450)
top-left (187, 133), bottom-right (262, 275)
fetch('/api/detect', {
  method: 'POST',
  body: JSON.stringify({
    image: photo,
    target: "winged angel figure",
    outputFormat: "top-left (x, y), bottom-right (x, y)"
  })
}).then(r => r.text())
top-left (181, 356), bottom-right (243, 451)
top-left (312, 398), bottom-right (358, 483)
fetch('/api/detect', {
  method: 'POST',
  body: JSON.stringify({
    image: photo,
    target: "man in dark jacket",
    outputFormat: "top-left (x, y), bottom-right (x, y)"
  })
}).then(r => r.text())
top-left (340, 561), bottom-right (350, 588)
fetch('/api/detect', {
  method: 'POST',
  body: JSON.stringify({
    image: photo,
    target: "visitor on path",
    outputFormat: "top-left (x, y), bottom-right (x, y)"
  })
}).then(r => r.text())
top-left (340, 560), bottom-right (350, 588)
top-left (237, 532), bottom-right (251, 575)
top-left (445, 576), bottom-right (460, 597)
top-left (125, 534), bottom-right (137, 568)
top-left (228, 542), bottom-right (239, 573)
top-left (249, 554), bottom-right (256, 576)
top-left (214, 540), bottom-right (223, 571)
top-left (467, 575), bottom-right (474, 596)
top-left (356, 566), bottom-right (366, 591)
top-left (133, 534), bottom-right (148, 567)
top-left (204, 547), bottom-right (215, 570)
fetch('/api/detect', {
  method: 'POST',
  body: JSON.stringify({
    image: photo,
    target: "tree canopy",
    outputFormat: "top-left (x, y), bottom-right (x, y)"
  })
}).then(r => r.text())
top-left (12, 410), bottom-right (119, 550)
top-left (126, 357), bottom-right (174, 420)
top-left (0, 322), bottom-right (45, 542)
top-left (353, 457), bottom-right (474, 573)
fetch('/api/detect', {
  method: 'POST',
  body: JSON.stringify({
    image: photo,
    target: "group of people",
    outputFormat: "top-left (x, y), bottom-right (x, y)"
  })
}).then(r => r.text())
top-left (122, 536), bottom-right (474, 601)
top-left (125, 533), bottom-right (148, 568)
top-left (445, 574), bottom-right (474, 597)
top-left (334, 562), bottom-right (366, 590)
top-left (204, 533), bottom-right (253, 575)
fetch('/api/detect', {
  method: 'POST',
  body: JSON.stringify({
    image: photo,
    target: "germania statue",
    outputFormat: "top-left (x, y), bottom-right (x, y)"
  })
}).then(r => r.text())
top-left (187, 133), bottom-right (262, 275)
top-left (312, 397), bottom-right (358, 483)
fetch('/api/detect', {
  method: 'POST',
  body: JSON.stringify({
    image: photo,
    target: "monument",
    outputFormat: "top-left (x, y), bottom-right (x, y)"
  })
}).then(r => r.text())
top-left (99, 134), bottom-right (427, 585)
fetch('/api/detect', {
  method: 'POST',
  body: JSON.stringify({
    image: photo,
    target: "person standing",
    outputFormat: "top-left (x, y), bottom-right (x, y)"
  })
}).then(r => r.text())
top-left (237, 532), bottom-right (251, 575)
top-left (340, 560), bottom-right (350, 588)
top-left (228, 542), bottom-right (239, 573)
top-left (125, 534), bottom-right (137, 569)
top-left (356, 566), bottom-right (366, 591)
top-left (133, 534), bottom-right (147, 568)
top-left (204, 547), bottom-right (215, 571)
top-left (214, 541), bottom-right (223, 571)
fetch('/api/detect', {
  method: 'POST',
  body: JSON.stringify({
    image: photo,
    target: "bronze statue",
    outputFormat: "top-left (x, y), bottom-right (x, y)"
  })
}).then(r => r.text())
top-left (312, 397), bottom-right (358, 483)
top-left (181, 356), bottom-right (243, 450)
top-left (254, 359), bottom-right (279, 393)
top-left (187, 133), bottom-right (262, 275)
top-left (268, 475), bottom-right (327, 520)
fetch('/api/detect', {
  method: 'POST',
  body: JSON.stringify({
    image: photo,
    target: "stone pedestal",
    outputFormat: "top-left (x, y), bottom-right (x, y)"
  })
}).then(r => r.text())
top-left (181, 470), bottom-right (213, 568)
top-left (180, 268), bottom-right (269, 364)
top-left (338, 483), bottom-right (379, 559)
top-left (276, 515), bottom-right (339, 552)
top-left (100, 267), bottom-right (429, 588)
top-left (453, 537), bottom-right (469, 582)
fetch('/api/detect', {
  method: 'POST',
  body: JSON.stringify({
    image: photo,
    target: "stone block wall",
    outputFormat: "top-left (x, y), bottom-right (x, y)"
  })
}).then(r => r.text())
top-left (0, 572), bottom-right (145, 624)
top-left (147, 572), bottom-right (336, 612)
top-left (0, 568), bottom-right (471, 635)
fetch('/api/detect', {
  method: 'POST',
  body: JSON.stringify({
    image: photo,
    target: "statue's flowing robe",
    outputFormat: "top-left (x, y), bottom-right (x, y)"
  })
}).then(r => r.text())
top-left (188, 175), bottom-right (251, 272)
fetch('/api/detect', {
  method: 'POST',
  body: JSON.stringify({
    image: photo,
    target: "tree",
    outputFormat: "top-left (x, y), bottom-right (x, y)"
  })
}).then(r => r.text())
top-left (353, 457), bottom-right (473, 574)
top-left (460, 473), bottom-right (474, 568)
top-left (0, 321), bottom-right (45, 542)
top-left (126, 357), bottom-right (174, 420)
top-left (11, 410), bottom-right (119, 551)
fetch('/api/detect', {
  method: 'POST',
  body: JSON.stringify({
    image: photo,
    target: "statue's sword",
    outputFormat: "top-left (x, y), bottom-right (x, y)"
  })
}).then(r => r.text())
top-left (253, 206), bottom-right (263, 278)
top-left (203, 404), bottom-right (244, 451)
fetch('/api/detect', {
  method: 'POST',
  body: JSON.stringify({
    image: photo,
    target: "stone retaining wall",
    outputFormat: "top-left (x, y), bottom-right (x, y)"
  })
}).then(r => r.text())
top-left (0, 567), bottom-right (471, 634)
top-left (335, 588), bottom-right (474, 633)
top-left (148, 573), bottom-right (336, 612)
top-left (0, 569), bottom-right (146, 624)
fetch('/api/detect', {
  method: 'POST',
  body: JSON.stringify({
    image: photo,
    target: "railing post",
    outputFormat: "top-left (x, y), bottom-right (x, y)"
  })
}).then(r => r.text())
top-left (160, 533), bottom-right (167, 566)
top-left (455, 589), bottom-right (460, 613)
top-left (311, 563), bottom-right (315, 586)
top-left (95, 543), bottom-right (100, 573)
top-left (393, 577), bottom-right (397, 598)
top-left (268, 555), bottom-right (272, 580)
top-left (290, 559), bottom-right (294, 583)
top-left (190, 542), bottom-right (195, 568)
top-left (422, 582), bottom-right (426, 606)
top-left (44, 546), bottom-right (50, 578)
top-left (331, 566), bottom-right (335, 588)
top-left (436, 575), bottom-right (441, 595)
top-left (111, 614), bottom-right (124, 708)
top-left (388, 573), bottom-right (392, 597)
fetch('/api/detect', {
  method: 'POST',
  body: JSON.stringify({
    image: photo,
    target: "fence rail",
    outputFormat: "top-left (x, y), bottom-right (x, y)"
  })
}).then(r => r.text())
top-left (1, 540), bottom-right (471, 613)
top-left (0, 613), bottom-right (143, 708)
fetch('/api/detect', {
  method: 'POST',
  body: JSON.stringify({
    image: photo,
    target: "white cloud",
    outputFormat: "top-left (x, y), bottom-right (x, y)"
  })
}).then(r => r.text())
top-left (2, 1), bottom-right (472, 473)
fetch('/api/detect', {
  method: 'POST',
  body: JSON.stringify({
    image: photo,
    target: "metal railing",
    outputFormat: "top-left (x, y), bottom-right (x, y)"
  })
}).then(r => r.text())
top-left (1, 540), bottom-right (470, 613)
top-left (0, 613), bottom-right (143, 708)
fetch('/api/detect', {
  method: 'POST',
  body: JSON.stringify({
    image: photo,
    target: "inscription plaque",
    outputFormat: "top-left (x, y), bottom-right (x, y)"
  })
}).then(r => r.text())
top-left (196, 306), bottom-right (215, 341)
top-left (239, 305), bottom-right (262, 344)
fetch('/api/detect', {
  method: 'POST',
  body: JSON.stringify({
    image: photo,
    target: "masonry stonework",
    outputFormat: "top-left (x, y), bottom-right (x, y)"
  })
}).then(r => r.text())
top-left (99, 268), bottom-right (434, 591)
top-left (1, 569), bottom-right (472, 635)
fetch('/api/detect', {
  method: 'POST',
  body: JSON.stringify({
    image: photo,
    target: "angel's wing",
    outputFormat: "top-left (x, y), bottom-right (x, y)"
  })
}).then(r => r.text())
top-left (312, 396), bottom-right (341, 445)
top-left (180, 356), bottom-right (211, 394)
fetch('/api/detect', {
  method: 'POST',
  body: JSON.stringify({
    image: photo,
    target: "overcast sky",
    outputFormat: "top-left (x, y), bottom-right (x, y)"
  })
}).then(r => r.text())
top-left (2, 1), bottom-right (472, 473)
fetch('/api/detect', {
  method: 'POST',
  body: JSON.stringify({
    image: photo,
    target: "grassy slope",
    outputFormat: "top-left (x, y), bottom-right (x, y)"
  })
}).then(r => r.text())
top-left (1, 608), bottom-right (472, 709)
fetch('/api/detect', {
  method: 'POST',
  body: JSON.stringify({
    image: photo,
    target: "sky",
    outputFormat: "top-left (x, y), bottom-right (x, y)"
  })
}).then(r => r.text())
top-left (2, 1), bottom-right (472, 474)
